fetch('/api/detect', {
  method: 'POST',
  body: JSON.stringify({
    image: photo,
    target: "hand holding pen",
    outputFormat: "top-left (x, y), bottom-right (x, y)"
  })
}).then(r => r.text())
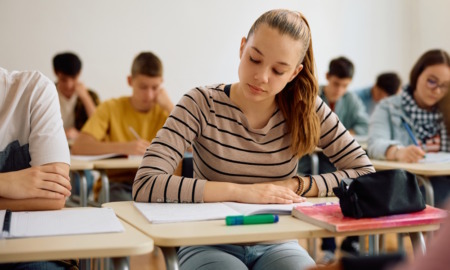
top-left (126, 126), bottom-right (150, 155)
top-left (393, 120), bottom-right (427, 163)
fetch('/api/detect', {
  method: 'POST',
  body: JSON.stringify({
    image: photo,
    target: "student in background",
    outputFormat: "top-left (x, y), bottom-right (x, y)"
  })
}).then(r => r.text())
top-left (71, 52), bottom-right (174, 202)
top-left (53, 52), bottom-right (100, 141)
top-left (319, 57), bottom-right (369, 135)
top-left (0, 67), bottom-right (75, 269)
top-left (355, 72), bottom-right (402, 115)
top-left (368, 49), bottom-right (450, 207)
top-left (298, 57), bottom-right (369, 176)
top-left (133, 9), bottom-right (374, 270)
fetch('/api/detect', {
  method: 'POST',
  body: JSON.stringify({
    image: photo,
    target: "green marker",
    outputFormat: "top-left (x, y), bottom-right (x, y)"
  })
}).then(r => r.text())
top-left (225, 214), bottom-right (279, 226)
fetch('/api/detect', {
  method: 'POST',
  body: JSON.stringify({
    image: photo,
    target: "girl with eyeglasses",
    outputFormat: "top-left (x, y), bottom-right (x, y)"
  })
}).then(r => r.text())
top-left (368, 49), bottom-right (450, 207)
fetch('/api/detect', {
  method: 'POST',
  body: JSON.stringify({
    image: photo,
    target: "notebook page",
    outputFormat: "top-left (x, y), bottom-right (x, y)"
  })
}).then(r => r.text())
top-left (224, 201), bottom-right (313, 216)
top-left (9, 208), bottom-right (124, 238)
top-left (134, 202), bottom-right (241, 223)
top-left (419, 152), bottom-right (450, 163)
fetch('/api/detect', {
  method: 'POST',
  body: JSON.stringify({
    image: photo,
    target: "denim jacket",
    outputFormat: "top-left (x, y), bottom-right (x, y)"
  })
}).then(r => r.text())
top-left (368, 94), bottom-right (417, 159)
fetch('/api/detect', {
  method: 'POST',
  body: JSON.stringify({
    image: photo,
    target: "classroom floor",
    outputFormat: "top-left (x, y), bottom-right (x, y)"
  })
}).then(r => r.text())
top-left (128, 234), bottom-right (415, 270)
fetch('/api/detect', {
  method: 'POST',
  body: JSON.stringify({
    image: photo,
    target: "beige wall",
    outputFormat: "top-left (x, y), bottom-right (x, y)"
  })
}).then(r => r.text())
top-left (1, 0), bottom-right (449, 103)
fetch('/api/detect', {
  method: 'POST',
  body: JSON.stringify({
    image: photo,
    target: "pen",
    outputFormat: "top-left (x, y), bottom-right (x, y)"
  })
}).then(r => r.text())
top-left (401, 119), bottom-right (427, 155)
top-left (1, 209), bottom-right (11, 238)
top-left (128, 126), bottom-right (141, 140)
top-left (225, 214), bottom-right (279, 226)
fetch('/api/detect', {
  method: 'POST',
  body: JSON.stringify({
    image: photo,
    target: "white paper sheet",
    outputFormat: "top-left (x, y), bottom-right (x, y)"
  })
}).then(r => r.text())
top-left (419, 152), bottom-right (450, 163)
top-left (7, 208), bottom-right (124, 238)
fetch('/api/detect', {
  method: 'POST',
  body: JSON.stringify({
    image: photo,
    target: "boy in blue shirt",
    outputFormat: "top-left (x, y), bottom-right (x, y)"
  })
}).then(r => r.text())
top-left (355, 72), bottom-right (401, 115)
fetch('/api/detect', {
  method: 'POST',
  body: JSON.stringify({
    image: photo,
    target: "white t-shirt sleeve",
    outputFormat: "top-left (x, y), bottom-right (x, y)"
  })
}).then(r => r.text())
top-left (28, 72), bottom-right (70, 166)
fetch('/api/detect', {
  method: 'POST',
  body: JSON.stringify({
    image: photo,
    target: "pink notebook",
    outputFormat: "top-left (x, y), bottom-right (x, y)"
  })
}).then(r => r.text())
top-left (291, 204), bottom-right (447, 232)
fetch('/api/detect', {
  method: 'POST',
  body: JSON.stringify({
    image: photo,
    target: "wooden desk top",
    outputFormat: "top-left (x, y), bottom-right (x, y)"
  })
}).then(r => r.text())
top-left (0, 218), bottom-right (153, 263)
top-left (371, 159), bottom-right (450, 176)
top-left (70, 159), bottom-right (94, 171)
top-left (93, 158), bottom-right (142, 170)
top-left (104, 200), bottom-right (438, 247)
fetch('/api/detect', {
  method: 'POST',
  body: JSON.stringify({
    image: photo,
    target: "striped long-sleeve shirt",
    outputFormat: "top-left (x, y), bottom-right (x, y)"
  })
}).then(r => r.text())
top-left (133, 84), bottom-right (374, 202)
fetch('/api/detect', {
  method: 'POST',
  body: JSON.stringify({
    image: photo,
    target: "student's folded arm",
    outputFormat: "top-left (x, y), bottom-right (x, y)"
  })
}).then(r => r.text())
top-left (367, 100), bottom-right (401, 160)
top-left (0, 163), bottom-right (70, 211)
top-left (133, 88), bottom-right (207, 203)
top-left (0, 198), bottom-right (66, 211)
top-left (313, 97), bottom-right (375, 197)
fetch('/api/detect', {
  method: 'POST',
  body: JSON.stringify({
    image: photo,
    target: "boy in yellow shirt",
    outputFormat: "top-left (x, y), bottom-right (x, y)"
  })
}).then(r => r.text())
top-left (72, 52), bottom-right (174, 201)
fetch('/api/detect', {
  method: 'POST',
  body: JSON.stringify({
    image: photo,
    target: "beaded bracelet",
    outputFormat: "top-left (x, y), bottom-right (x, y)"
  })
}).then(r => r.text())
top-left (293, 175), bottom-right (304, 196)
top-left (301, 175), bottom-right (313, 196)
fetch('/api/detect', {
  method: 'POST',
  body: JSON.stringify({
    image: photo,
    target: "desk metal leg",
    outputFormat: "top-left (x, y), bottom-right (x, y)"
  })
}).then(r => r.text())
top-left (78, 170), bottom-right (88, 207)
top-left (409, 232), bottom-right (426, 256)
top-left (373, 235), bottom-right (380, 254)
top-left (397, 233), bottom-right (405, 252)
top-left (416, 175), bottom-right (434, 206)
top-left (310, 153), bottom-right (319, 175)
top-left (100, 170), bottom-right (110, 204)
top-left (161, 247), bottom-right (180, 270)
top-left (368, 235), bottom-right (379, 255)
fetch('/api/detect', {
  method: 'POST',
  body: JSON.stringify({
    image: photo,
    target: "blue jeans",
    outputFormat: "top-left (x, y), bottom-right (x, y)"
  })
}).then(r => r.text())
top-left (177, 241), bottom-right (315, 270)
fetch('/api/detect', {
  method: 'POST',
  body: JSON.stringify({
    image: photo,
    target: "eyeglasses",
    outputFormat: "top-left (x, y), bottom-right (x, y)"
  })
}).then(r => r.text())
top-left (426, 78), bottom-right (449, 92)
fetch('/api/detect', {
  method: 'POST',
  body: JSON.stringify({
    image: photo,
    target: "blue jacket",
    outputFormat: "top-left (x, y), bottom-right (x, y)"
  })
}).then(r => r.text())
top-left (368, 94), bottom-right (417, 159)
top-left (319, 86), bottom-right (369, 135)
top-left (355, 87), bottom-right (376, 115)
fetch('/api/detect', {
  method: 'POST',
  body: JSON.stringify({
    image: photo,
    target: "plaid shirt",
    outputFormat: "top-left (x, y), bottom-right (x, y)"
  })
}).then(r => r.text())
top-left (401, 89), bottom-right (448, 152)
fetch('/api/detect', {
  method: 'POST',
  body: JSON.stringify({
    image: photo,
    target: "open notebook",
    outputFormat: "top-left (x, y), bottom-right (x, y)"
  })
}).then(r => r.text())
top-left (0, 208), bottom-right (124, 239)
top-left (134, 201), bottom-right (313, 224)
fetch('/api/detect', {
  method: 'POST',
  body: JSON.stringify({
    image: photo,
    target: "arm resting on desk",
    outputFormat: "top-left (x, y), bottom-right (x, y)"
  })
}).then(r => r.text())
top-left (71, 132), bottom-right (150, 156)
top-left (0, 163), bottom-right (70, 210)
top-left (0, 197), bottom-right (66, 211)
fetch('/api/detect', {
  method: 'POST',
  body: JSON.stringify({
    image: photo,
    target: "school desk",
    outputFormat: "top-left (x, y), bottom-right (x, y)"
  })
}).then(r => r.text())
top-left (104, 200), bottom-right (437, 270)
top-left (371, 159), bottom-right (450, 206)
top-left (0, 209), bottom-right (153, 270)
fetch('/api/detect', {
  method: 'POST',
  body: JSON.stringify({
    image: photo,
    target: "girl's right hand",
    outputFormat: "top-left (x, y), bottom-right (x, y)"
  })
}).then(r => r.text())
top-left (395, 145), bottom-right (426, 163)
top-left (125, 139), bottom-right (151, 155)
